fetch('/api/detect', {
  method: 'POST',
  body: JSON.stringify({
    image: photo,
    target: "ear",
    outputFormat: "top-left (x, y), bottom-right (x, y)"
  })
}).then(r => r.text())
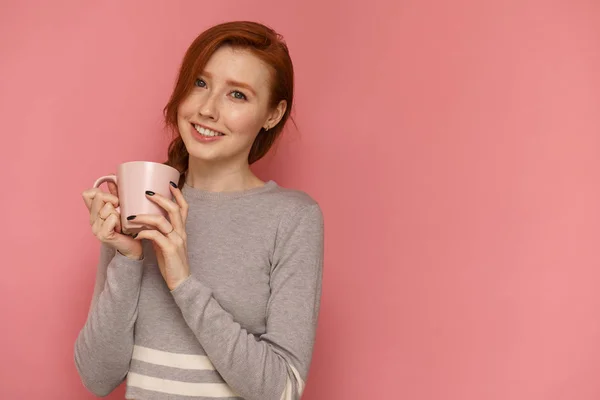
top-left (263, 100), bottom-right (287, 131)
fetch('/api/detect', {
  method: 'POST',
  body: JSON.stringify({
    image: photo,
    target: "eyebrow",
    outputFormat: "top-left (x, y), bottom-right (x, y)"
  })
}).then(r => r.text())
top-left (202, 71), bottom-right (257, 96)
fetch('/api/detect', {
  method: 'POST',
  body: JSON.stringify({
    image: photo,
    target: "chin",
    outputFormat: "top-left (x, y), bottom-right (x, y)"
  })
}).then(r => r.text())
top-left (186, 143), bottom-right (223, 161)
top-left (186, 143), bottom-right (248, 166)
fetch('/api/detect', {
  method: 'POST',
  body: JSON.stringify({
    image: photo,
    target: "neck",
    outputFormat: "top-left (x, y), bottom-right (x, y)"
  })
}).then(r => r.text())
top-left (185, 157), bottom-right (264, 192)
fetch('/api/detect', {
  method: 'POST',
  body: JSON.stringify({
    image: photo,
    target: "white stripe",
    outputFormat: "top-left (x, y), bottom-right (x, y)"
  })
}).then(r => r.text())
top-left (279, 363), bottom-right (306, 400)
top-left (128, 372), bottom-right (238, 397)
top-left (289, 364), bottom-right (305, 395)
top-left (279, 376), bottom-right (294, 400)
top-left (132, 345), bottom-right (215, 370)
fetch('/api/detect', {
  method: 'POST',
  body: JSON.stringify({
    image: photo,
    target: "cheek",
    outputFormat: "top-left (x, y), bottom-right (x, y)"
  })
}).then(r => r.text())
top-left (177, 98), bottom-right (195, 120)
top-left (225, 107), bottom-right (265, 133)
top-left (176, 100), bottom-right (197, 141)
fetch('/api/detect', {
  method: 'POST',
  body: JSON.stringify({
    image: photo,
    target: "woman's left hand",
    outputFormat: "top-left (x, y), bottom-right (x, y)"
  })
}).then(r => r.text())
top-left (132, 183), bottom-right (190, 291)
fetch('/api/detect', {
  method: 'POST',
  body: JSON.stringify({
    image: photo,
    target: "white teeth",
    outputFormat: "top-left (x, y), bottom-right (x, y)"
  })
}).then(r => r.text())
top-left (194, 124), bottom-right (222, 137)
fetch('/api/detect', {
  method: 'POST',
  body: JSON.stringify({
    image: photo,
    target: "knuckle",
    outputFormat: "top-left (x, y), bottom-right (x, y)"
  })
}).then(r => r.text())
top-left (91, 197), bottom-right (103, 208)
top-left (98, 192), bottom-right (115, 201)
top-left (82, 188), bottom-right (97, 197)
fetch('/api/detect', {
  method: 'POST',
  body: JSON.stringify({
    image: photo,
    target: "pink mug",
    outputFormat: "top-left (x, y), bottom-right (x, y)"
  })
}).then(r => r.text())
top-left (93, 161), bottom-right (181, 234)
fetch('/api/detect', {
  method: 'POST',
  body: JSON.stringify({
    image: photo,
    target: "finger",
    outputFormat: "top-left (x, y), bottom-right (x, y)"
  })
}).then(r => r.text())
top-left (98, 203), bottom-right (122, 233)
top-left (107, 180), bottom-right (118, 197)
top-left (98, 213), bottom-right (119, 240)
top-left (90, 192), bottom-right (119, 224)
top-left (98, 202), bottom-right (114, 220)
top-left (95, 203), bottom-right (110, 228)
top-left (89, 194), bottom-right (104, 225)
top-left (91, 213), bottom-right (103, 236)
top-left (82, 188), bottom-right (101, 211)
top-left (134, 229), bottom-right (173, 252)
top-left (144, 190), bottom-right (184, 234)
top-left (169, 184), bottom-right (189, 224)
top-left (129, 214), bottom-right (173, 236)
top-left (90, 191), bottom-right (119, 214)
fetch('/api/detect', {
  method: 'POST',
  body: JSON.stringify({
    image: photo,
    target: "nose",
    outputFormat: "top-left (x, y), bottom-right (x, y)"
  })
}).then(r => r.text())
top-left (198, 91), bottom-right (219, 121)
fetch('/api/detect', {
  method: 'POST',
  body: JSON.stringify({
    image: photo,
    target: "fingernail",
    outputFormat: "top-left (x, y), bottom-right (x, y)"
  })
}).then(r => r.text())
top-left (127, 215), bottom-right (136, 220)
top-left (145, 191), bottom-right (155, 196)
top-left (170, 181), bottom-right (178, 188)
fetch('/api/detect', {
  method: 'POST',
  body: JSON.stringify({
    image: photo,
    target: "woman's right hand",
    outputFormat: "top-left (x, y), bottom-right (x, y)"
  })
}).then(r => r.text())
top-left (82, 182), bottom-right (143, 260)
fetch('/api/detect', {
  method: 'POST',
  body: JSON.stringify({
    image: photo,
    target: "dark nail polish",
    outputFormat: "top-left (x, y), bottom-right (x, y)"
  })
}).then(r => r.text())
top-left (170, 181), bottom-right (178, 188)
top-left (145, 191), bottom-right (155, 196)
top-left (127, 215), bottom-right (136, 220)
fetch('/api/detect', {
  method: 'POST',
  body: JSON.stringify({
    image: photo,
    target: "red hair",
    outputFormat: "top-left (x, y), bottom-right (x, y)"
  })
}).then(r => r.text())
top-left (163, 21), bottom-right (295, 187)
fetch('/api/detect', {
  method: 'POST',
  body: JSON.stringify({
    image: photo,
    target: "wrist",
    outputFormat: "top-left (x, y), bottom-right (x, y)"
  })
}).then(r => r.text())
top-left (169, 273), bottom-right (191, 292)
top-left (117, 249), bottom-right (143, 261)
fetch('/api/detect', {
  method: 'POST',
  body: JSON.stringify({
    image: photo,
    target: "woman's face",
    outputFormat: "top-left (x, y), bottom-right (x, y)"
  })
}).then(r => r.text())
top-left (177, 45), bottom-right (285, 166)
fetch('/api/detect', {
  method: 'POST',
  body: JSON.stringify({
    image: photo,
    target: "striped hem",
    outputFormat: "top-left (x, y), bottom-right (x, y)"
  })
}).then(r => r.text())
top-left (128, 373), bottom-right (238, 397)
top-left (126, 345), bottom-right (240, 398)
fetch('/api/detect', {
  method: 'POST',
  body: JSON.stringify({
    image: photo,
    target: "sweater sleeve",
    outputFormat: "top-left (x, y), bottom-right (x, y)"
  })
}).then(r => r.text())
top-left (171, 204), bottom-right (324, 400)
top-left (74, 243), bottom-right (145, 396)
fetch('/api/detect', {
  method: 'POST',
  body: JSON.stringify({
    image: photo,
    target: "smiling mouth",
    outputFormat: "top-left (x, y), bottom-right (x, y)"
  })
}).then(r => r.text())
top-left (192, 123), bottom-right (225, 137)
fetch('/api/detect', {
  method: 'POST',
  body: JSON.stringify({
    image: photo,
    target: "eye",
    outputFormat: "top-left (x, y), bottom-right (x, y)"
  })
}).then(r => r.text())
top-left (195, 78), bottom-right (206, 88)
top-left (230, 90), bottom-right (247, 100)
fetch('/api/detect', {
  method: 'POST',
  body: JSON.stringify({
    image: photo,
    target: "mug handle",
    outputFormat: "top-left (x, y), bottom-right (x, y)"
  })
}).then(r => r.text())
top-left (93, 174), bottom-right (117, 189)
top-left (93, 175), bottom-right (120, 213)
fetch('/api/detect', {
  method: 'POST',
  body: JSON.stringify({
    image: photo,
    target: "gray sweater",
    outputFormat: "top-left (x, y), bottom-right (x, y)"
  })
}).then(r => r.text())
top-left (74, 180), bottom-right (324, 400)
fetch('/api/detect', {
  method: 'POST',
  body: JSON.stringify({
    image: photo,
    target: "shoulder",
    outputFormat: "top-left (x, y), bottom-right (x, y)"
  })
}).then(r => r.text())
top-left (261, 183), bottom-right (323, 236)
top-left (268, 185), bottom-right (324, 268)
top-left (264, 182), bottom-right (322, 218)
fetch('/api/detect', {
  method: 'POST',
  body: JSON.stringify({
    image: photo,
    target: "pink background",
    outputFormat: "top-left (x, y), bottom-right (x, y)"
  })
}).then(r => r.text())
top-left (2, 0), bottom-right (600, 399)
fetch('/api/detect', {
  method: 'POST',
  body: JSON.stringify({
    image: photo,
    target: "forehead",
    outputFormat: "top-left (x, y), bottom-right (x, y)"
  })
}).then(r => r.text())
top-left (203, 46), bottom-right (272, 89)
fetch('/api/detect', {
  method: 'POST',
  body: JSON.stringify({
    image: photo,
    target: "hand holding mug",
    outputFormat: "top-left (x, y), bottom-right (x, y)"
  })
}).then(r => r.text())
top-left (83, 161), bottom-right (181, 260)
top-left (82, 182), bottom-right (143, 260)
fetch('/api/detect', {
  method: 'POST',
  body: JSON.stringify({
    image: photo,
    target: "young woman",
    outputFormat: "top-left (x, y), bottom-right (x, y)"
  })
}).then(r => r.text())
top-left (75, 21), bottom-right (323, 400)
